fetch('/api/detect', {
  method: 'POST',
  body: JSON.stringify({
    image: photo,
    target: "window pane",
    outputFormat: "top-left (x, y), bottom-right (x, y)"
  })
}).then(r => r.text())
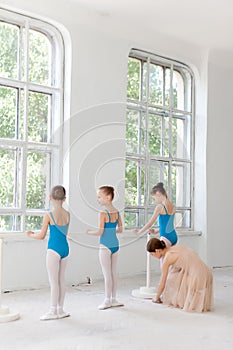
top-left (25, 215), bottom-right (43, 231)
top-left (142, 61), bottom-right (147, 102)
top-left (127, 58), bottom-right (140, 100)
top-left (126, 109), bottom-right (139, 154)
top-left (175, 210), bottom-right (191, 228)
top-left (149, 64), bottom-right (163, 105)
top-left (0, 86), bottom-right (18, 139)
top-left (173, 70), bottom-right (184, 110)
top-left (0, 22), bottom-right (18, 79)
top-left (26, 151), bottom-right (51, 209)
top-left (29, 30), bottom-right (51, 85)
top-left (163, 114), bottom-right (170, 157)
top-left (19, 89), bottom-right (25, 140)
top-left (171, 162), bottom-right (191, 207)
top-left (165, 68), bottom-right (170, 107)
top-left (125, 159), bottom-right (145, 206)
top-left (146, 208), bottom-right (158, 227)
top-left (28, 92), bottom-right (51, 142)
top-left (148, 111), bottom-right (170, 157)
top-left (124, 209), bottom-right (145, 229)
top-left (149, 161), bottom-right (169, 205)
top-left (175, 66), bottom-right (192, 112)
top-left (124, 211), bottom-right (137, 229)
top-left (126, 109), bottom-right (146, 154)
top-left (0, 215), bottom-right (21, 231)
top-left (172, 114), bottom-right (191, 160)
top-left (148, 113), bottom-right (162, 156)
top-left (0, 148), bottom-right (21, 207)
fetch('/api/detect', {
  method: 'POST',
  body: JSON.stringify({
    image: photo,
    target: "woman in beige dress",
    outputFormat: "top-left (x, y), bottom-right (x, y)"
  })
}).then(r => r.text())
top-left (147, 238), bottom-right (213, 312)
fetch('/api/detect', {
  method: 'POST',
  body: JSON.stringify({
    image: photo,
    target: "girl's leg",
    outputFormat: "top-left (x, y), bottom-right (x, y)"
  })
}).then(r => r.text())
top-left (111, 252), bottom-right (124, 307)
top-left (58, 256), bottom-right (68, 309)
top-left (99, 247), bottom-right (112, 309)
top-left (46, 249), bottom-right (60, 308)
top-left (57, 257), bottom-right (70, 318)
top-left (159, 236), bottom-right (172, 267)
top-left (40, 249), bottom-right (60, 320)
top-left (111, 251), bottom-right (118, 299)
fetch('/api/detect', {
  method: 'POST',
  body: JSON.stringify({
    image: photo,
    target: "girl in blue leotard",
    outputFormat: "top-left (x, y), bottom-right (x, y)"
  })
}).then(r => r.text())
top-left (27, 185), bottom-right (70, 320)
top-left (87, 186), bottom-right (124, 310)
top-left (134, 182), bottom-right (178, 247)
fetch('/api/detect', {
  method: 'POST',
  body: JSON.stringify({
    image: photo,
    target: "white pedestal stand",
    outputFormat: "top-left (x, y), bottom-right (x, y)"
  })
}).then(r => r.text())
top-left (132, 233), bottom-right (156, 299)
top-left (0, 238), bottom-right (20, 322)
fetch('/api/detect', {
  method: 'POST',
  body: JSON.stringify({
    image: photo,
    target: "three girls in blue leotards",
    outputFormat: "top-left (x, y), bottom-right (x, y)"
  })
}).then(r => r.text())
top-left (27, 182), bottom-right (177, 318)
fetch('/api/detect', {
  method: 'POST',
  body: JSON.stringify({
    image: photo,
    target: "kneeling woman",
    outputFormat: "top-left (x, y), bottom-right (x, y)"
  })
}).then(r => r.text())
top-left (147, 238), bottom-right (213, 312)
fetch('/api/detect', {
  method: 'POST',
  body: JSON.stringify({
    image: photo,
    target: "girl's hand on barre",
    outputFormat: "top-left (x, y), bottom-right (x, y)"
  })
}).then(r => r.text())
top-left (149, 228), bottom-right (159, 234)
top-left (132, 229), bottom-right (140, 234)
top-left (26, 230), bottom-right (34, 237)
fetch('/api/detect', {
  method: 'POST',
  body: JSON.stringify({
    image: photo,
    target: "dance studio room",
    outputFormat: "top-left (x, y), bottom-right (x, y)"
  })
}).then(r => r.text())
top-left (0, 0), bottom-right (233, 349)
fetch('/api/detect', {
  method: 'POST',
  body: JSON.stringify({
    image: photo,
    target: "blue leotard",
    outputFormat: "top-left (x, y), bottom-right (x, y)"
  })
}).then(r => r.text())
top-left (48, 212), bottom-right (69, 259)
top-left (100, 210), bottom-right (119, 254)
top-left (158, 205), bottom-right (178, 246)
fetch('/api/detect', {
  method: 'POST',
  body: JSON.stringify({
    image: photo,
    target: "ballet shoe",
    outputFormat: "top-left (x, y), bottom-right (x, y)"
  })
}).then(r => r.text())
top-left (98, 300), bottom-right (112, 310)
top-left (40, 311), bottom-right (58, 321)
top-left (57, 310), bottom-right (70, 319)
top-left (111, 299), bottom-right (124, 308)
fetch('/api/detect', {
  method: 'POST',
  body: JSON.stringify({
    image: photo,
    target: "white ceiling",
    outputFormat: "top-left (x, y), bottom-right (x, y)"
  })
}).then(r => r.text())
top-left (70, 0), bottom-right (233, 49)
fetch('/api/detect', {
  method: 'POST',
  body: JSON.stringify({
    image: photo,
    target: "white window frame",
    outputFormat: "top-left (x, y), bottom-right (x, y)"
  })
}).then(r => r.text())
top-left (125, 49), bottom-right (194, 231)
top-left (0, 8), bottom-right (64, 233)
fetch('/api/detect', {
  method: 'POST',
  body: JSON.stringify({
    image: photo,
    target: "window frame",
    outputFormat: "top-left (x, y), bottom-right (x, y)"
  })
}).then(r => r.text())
top-left (0, 8), bottom-right (64, 234)
top-left (125, 49), bottom-right (195, 231)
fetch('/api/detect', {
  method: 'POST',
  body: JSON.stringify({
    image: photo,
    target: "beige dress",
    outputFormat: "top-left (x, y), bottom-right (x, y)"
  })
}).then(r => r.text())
top-left (162, 245), bottom-right (213, 312)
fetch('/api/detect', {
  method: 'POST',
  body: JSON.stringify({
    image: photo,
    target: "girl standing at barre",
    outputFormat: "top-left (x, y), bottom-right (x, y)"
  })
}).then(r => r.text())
top-left (87, 186), bottom-right (124, 310)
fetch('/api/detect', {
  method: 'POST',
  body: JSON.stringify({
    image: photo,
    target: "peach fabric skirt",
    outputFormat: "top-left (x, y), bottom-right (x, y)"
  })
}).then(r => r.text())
top-left (162, 245), bottom-right (213, 312)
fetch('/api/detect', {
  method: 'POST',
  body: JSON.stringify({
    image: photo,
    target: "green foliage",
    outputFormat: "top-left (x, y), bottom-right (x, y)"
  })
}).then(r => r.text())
top-left (0, 215), bottom-right (21, 231)
top-left (26, 152), bottom-right (48, 209)
top-left (28, 92), bottom-right (49, 142)
top-left (25, 215), bottom-right (43, 231)
top-left (149, 64), bottom-right (163, 105)
top-left (0, 86), bottom-right (17, 138)
top-left (127, 58), bottom-right (140, 100)
top-left (0, 149), bottom-right (15, 207)
top-left (29, 30), bottom-right (51, 85)
top-left (0, 22), bottom-right (18, 79)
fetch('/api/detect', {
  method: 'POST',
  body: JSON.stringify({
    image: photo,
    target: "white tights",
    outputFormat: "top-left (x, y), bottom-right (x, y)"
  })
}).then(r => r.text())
top-left (46, 249), bottom-right (68, 310)
top-left (99, 246), bottom-right (118, 300)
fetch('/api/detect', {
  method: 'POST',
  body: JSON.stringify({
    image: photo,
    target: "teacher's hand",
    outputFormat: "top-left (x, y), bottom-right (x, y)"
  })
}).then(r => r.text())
top-left (152, 296), bottom-right (162, 304)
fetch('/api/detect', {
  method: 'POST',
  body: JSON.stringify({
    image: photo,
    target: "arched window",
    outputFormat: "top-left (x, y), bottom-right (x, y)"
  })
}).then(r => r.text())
top-left (0, 9), bottom-right (64, 233)
top-left (125, 49), bottom-right (194, 230)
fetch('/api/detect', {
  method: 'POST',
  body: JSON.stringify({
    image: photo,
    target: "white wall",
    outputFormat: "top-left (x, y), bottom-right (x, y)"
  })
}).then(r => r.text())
top-left (1, 0), bottom-right (231, 291)
top-left (206, 49), bottom-right (233, 267)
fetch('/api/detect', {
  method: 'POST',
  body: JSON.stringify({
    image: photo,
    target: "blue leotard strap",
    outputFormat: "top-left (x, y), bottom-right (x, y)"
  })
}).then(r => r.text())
top-left (162, 204), bottom-right (168, 214)
top-left (105, 210), bottom-right (111, 221)
top-left (105, 210), bottom-right (118, 223)
top-left (50, 212), bottom-right (56, 225)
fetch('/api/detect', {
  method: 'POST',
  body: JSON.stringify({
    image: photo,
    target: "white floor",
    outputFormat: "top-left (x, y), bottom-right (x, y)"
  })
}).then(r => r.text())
top-left (1, 268), bottom-right (233, 350)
